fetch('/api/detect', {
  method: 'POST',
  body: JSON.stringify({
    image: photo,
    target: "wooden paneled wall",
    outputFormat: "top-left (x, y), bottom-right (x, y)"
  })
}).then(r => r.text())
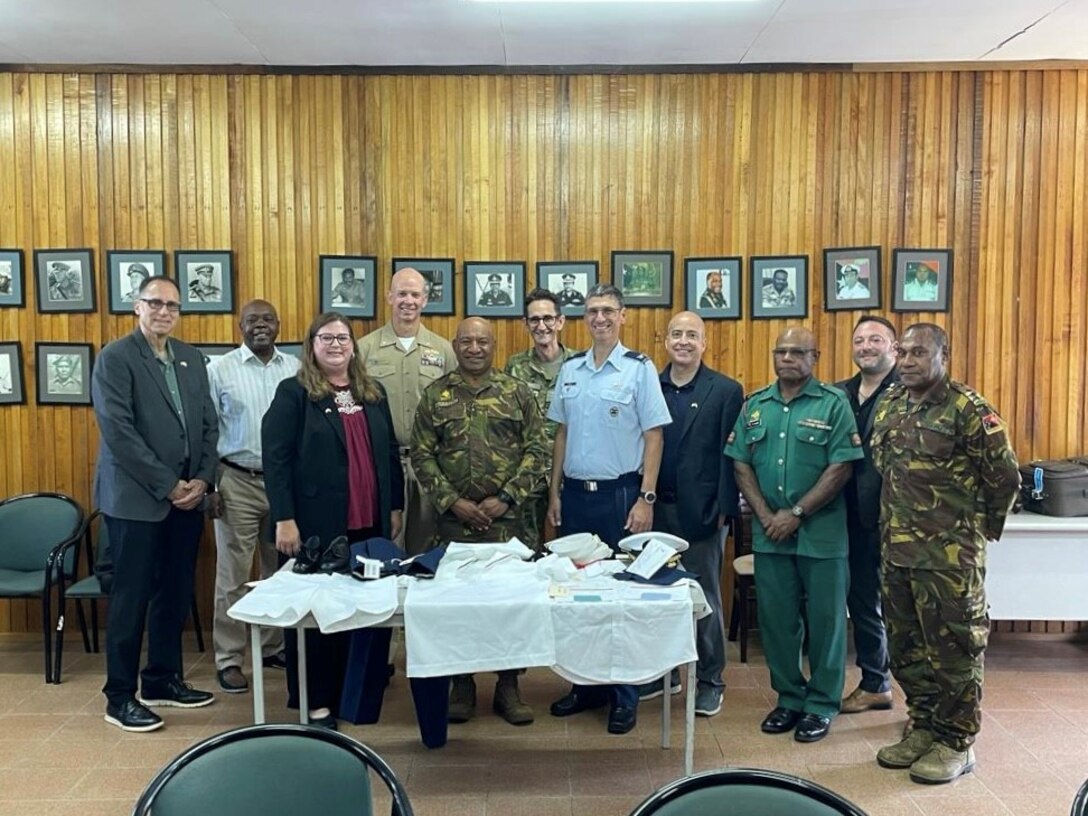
top-left (2, 68), bottom-right (1086, 635)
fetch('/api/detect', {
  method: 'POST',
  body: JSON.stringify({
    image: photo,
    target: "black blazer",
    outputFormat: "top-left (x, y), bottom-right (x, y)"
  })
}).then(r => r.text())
top-left (262, 377), bottom-right (405, 546)
top-left (654, 363), bottom-right (744, 542)
top-left (837, 369), bottom-right (899, 533)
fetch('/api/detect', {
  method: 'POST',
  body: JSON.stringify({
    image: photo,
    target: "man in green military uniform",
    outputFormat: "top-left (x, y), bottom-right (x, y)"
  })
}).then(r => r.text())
top-left (871, 323), bottom-right (1019, 784)
top-left (505, 288), bottom-right (575, 544)
top-left (725, 327), bottom-right (862, 743)
top-left (411, 316), bottom-right (548, 726)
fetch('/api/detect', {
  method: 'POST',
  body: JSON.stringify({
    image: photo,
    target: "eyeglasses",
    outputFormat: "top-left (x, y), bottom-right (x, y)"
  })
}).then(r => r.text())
top-left (772, 348), bottom-right (815, 358)
top-left (526, 315), bottom-right (559, 326)
top-left (139, 298), bottom-right (182, 313)
top-left (315, 333), bottom-right (352, 346)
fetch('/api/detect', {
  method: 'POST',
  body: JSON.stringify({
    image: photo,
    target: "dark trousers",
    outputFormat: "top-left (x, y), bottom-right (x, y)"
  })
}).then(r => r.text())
top-left (846, 519), bottom-right (891, 693)
top-left (559, 477), bottom-right (640, 710)
top-left (102, 508), bottom-right (204, 707)
top-left (656, 502), bottom-right (726, 690)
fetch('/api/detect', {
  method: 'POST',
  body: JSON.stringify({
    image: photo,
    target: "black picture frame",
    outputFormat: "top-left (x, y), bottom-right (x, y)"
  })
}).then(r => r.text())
top-left (107, 250), bottom-right (168, 314)
top-left (277, 342), bottom-right (303, 361)
top-left (824, 246), bottom-right (882, 312)
top-left (685, 257), bottom-right (742, 319)
top-left (464, 261), bottom-right (526, 318)
top-left (0, 341), bottom-right (25, 405)
top-left (320, 255), bottom-right (377, 319)
top-left (175, 250), bottom-right (234, 314)
top-left (0, 249), bottom-right (25, 308)
top-left (392, 258), bottom-right (456, 316)
top-left (537, 261), bottom-right (597, 317)
top-left (892, 248), bottom-right (953, 312)
top-left (750, 255), bottom-right (809, 320)
top-left (193, 343), bottom-right (235, 364)
top-left (34, 249), bottom-right (96, 313)
top-left (611, 250), bottom-right (673, 308)
top-left (35, 342), bottom-right (94, 405)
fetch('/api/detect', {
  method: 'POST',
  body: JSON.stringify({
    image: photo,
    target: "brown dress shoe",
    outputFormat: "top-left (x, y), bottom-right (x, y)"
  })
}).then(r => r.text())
top-left (840, 686), bottom-right (893, 714)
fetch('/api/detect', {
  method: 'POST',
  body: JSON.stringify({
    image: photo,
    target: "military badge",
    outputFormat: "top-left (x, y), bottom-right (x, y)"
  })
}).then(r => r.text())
top-left (745, 409), bottom-right (762, 429)
top-left (609, 406), bottom-right (620, 418)
top-left (421, 350), bottom-right (445, 369)
top-left (981, 412), bottom-right (1005, 435)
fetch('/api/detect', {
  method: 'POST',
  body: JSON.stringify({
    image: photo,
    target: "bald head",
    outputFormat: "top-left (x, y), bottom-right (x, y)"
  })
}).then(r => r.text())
top-left (776, 326), bottom-right (816, 350)
top-left (387, 267), bottom-right (428, 332)
top-left (454, 317), bottom-right (494, 377)
top-left (772, 326), bottom-right (819, 384)
top-left (665, 311), bottom-right (707, 373)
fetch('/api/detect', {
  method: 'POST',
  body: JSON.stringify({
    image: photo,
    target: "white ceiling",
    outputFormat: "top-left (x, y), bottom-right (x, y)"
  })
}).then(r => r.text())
top-left (0, 0), bottom-right (1085, 68)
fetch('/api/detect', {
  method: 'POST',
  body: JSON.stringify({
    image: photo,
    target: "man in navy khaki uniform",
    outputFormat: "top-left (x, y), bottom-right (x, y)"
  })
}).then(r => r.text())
top-left (545, 283), bottom-right (671, 734)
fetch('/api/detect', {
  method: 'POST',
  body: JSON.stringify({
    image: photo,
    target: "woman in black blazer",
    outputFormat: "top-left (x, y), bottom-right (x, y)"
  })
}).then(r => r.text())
top-left (262, 311), bottom-right (404, 728)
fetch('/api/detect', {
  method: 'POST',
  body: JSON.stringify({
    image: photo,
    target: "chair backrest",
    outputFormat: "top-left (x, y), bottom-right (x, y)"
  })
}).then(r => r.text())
top-left (132, 723), bottom-right (413, 816)
top-left (0, 492), bottom-right (84, 574)
top-left (629, 768), bottom-right (869, 816)
top-left (1072, 777), bottom-right (1088, 816)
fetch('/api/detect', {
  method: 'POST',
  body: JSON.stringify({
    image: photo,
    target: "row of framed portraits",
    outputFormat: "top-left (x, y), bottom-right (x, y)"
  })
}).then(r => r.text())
top-left (0, 246), bottom-right (953, 320)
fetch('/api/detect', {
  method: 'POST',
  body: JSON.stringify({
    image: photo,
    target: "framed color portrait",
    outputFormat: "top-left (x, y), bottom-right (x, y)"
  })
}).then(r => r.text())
top-left (320, 255), bottom-right (377, 319)
top-left (0, 249), bottom-right (25, 308)
top-left (750, 255), bottom-right (809, 319)
top-left (0, 342), bottom-right (25, 405)
top-left (464, 261), bottom-right (525, 318)
top-left (393, 258), bottom-right (456, 316)
top-left (176, 250), bottom-right (234, 314)
top-left (537, 261), bottom-right (597, 317)
top-left (35, 342), bottom-right (93, 405)
top-left (34, 249), bottom-right (96, 313)
top-left (685, 257), bottom-right (741, 319)
top-left (107, 250), bottom-right (168, 314)
top-left (611, 251), bottom-right (673, 308)
top-left (823, 247), bottom-right (881, 312)
top-left (892, 249), bottom-right (952, 312)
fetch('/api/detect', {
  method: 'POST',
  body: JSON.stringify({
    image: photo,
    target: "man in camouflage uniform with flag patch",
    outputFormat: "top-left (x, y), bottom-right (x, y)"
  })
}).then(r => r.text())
top-left (411, 316), bottom-right (548, 727)
top-left (871, 322), bottom-right (1019, 784)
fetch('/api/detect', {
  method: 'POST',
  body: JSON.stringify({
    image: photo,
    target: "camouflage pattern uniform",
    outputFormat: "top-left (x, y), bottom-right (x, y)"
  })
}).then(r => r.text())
top-left (410, 368), bottom-right (547, 548)
top-left (504, 345), bottom-right (576, 544)
top-left (871, 378), bottom-right (1019, 750)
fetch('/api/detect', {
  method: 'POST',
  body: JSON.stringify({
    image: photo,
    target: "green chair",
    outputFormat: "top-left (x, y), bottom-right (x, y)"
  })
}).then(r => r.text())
top-left (132, 723), bottom-right (414, 816)
top-left (629, 768), bottom-right (869, 816)
top-left (52, 509), bottom-right (205, 684)
top-left (0, 492), bottom-right (85, 684)
top-left (1072, 778), bottom-right (1088, 816)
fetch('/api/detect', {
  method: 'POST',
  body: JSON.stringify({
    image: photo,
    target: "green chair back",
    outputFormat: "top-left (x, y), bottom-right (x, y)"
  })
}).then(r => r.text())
top-left (0, 493), bottom-right (83, 574)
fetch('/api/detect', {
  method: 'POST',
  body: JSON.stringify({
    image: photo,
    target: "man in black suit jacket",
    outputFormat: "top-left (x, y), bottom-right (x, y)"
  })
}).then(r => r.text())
top-left (92, 276), bottom-right (219, 733)
top-left (645, 311), bottom-right (743, 718)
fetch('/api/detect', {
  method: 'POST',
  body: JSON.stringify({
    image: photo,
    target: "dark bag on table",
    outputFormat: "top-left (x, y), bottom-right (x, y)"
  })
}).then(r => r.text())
top-left (1018, 459), bottom-right (1088, 517)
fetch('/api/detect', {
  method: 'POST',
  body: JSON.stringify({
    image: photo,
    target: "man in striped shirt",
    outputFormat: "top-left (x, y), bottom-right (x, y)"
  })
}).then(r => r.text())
top-left (206, 299), bottom-right (300, 693)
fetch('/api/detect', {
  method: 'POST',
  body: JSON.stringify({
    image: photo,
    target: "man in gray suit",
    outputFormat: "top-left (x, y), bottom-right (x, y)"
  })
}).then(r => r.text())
top-left (92, 275), bottom-right (219, 732)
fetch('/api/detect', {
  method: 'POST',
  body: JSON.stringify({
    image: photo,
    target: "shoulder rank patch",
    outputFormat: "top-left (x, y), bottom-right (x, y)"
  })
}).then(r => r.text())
top-left (623, 350), bottom-right (649, 362)
top-left (981, 412), bottom-right (1005, 435)
top-left (745, 409), bottom-right (762, 428)
top-left (569, 350), bottom-right (587, 359)
top-left (851, 433), bottom-right (862, 447)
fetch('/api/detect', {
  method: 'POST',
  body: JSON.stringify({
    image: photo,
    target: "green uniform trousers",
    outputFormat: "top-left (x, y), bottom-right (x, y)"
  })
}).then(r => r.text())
top-left (755, 551), bottom-right (848, 718)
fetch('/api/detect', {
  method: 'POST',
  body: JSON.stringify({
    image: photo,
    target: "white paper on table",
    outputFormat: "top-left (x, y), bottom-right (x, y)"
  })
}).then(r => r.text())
top-left (625, 537), bottom-right (676, 579)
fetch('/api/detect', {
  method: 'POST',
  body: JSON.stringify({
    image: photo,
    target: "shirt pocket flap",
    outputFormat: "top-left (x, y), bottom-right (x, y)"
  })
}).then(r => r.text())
top-left (744, 426), bottom-right (767, 445)
top-left (367, 363), bottom-right (396, 379)
top-left (601, 388), bottom-right (633, 405)
top-left (795, 426), bottom-right (830, 446)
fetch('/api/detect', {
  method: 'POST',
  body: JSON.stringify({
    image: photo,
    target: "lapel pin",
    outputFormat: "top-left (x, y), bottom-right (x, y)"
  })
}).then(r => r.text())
top-left (180, 361), bottom-right (188, 367)
top-left (325, 408), bottom-right (332, 414)
top-left (690, 402), bottom-right (698, 409)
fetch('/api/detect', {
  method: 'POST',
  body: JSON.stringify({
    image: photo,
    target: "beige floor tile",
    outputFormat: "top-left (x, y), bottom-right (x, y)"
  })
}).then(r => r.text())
top-left (485, 764), bottom-right (571, 797)
top-left (13, 739), bottom-right (109, 769)
top-left (0, 767), bottom-right (83, 800)
top-left (485, 795), bottom-right (572, 816)
top-left (0, 800), bottom-right (127, 816)
top-left (408, 765), bottom-right (494, 797)
top-left (569, 762), bottom-right (653, 796)
top-left (409, 795), bottom-right (487, 816)
top-left (909, 790), bottom-right (1012, 815)
top-left (67, 767), bottom-right (158, 801)
top-left (1000, 792), bottom-right (1082, 816)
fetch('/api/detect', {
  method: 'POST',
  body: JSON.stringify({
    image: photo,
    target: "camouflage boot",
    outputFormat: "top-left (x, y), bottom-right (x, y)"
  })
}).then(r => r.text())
top-left (447, 674), bottom-right (476, 723)
top-left (909, 743), bottom-right (976, 784)
top-left (876, 728), bottom-right (934, 769)
top-left (493, 672), bottom-right (534, 726)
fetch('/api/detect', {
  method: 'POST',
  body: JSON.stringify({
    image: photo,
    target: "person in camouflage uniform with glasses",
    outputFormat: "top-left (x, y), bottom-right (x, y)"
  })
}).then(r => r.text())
top-left (870, 323), bottom-right (1019, 785)
top-left (411, 316), bottom-right (548, 727)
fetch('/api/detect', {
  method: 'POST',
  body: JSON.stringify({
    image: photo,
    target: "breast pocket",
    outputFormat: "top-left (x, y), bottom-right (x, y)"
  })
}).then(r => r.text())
top-left (600, 387), bottom-right (633, 423)
top-left (917, 422), bottom-right (956, 459)
top-left (744, 425), bottom-right (769, 467)
top-left (367, 363), bottom-right (396, 382)
top-left (794, 426), bottom-right (830, 469)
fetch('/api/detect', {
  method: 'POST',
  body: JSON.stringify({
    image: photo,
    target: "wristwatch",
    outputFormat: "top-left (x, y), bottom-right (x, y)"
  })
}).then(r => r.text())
top-left (791, 505), bottom-right (805, 518)
top-left (639, 490), bottom-right (657, 505)
top-left (496, 490), bottom-right (516, 507)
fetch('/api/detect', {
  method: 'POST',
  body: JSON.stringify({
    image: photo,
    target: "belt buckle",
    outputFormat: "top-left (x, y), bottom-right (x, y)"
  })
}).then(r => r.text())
top-left (584, 480), bottom-right (598, 492)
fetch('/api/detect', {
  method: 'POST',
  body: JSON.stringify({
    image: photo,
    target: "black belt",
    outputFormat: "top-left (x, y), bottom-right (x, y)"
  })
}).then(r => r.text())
top-left (563, 471), bottom-right (641, 493)
top-left (220, 458), bottom-right (263, 478)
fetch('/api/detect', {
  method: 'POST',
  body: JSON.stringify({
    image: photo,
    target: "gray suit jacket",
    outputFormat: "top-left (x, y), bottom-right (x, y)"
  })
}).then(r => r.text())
top-left (92, 328), bottom-right (219, 521)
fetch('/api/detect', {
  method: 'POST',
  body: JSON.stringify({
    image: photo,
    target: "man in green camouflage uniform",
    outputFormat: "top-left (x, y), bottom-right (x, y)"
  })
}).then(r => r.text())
top-left (871, 323), bottom-right (1019, 784)
top-left (505, 288), bottom-right (575, 545)
top-left (411, 316), bottom-right (548, 727)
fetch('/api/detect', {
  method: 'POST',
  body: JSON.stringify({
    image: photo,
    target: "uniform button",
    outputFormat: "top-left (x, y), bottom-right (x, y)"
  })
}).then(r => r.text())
top-left (777, 486), bottom-right (784, 492)
top-left (779, 432), bottom-right (785, 438)
top-left (777, 458), bottom-right (784, 465)
top-left (809, 435), bottom-right (815, 441)
top-left (783, 407), bottom-right (790, 413)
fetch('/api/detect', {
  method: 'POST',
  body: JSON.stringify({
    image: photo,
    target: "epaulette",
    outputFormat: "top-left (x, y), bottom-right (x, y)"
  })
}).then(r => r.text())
top-left (950, 381), bottom-right (994, 414)
top-left (624, 350), bottom-right (649, 362)
top-left (745, 383), bottom-right (773, 400)
top-left (569, 350), bottom-right (587, 359)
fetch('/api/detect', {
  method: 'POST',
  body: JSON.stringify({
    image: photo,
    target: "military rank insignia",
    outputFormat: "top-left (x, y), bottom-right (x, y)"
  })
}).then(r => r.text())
top-left (745, 409), bottom-right (762, 429)
top-left (982, 412), bottom-right (1005, 435)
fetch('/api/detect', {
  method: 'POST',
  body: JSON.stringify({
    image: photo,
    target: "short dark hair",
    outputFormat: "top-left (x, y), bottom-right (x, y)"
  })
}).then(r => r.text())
top-left (584, 283), bottom-right (624, 309)
top-left (524, 287), bottom-right (560, 312)
top-left (904, 322), bottom-right (949, 353)
top-left (853, 315), bottom-right (897, 339)
top-left (137, 275), bottom-right (179, 297)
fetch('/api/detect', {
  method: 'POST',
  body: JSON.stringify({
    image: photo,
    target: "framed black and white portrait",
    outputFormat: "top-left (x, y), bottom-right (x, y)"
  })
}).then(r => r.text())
top-left (34, 249), bottom-right (96, 313)
top-left (320, 255), bottom-right (377, 319)
top-left (193, 343), bottom-right (234, 365)
top-left (175, 251), bottom-right (233, 314)
top-left (35, 342), bottom-right (93, 405)
top-left (0, 342), bottom-right (25, 405)
top-left (685, 257), bottom-right (741, 319)
top-left (611, 251), bottom-right (673, 308)
top-left (465, 261), bottom-right (525, 318)
top-left (107, 250), bottom-right (168, 314)
top-left (750, 255), bottom-right (809, 319)
top-left (393, 258), bottom-right (456, 316)
top-left (0, 249), bottom-right (25, 308)
top-left (537, 261), bottom-right (597, 317)
top-left (824, 247), bottom-right (881, 312)
top-left (892, 249), bottom-right (952, 313)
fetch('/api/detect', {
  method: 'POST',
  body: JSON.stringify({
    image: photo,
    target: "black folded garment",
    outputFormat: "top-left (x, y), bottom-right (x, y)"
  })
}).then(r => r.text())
top-left (613, 564), bottom-right (699, 586)
top-left (349, 538), bottom-right (448, 580)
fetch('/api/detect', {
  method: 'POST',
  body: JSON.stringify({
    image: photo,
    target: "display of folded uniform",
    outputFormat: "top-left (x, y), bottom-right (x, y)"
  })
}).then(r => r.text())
top-left (613, 565), bottom-right (699, 585)
top-left (350, 538), bottom-right (448, 580)
top-left (1019, 459), bottom-right (1088, 517)
top-left (227, 570), bottom-right (398, 633)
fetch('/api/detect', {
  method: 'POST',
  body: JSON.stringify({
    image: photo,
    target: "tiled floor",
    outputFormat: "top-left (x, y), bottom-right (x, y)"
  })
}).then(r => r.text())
top-left (1, 632), bottom-right (1086, 815)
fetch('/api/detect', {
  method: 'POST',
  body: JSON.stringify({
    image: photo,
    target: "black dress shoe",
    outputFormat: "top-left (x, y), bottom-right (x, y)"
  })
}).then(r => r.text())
top-left (760, 706), bottom-right (803, 734)
top-left (262, 651), bottom-right (288, 670)
top-left (319, 535), bottom-right (350, 574)
top-left (139, 678), bottom-right (215, 709)
top-left (307, 713), bottom-right (339, 731)
top-left (794, 713), bottom-right (832, 743)
top-left (549, 689), bottom-right (608, 717)
top-left (292, 536), bottom-right (324, 574)
top-left (104, 699), bottom-right (164, 733)
top-left (607, 705), bottom-right (637, 735)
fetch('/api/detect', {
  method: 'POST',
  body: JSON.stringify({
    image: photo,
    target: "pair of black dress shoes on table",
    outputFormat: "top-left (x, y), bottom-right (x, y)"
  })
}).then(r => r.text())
top-left (761, 706), bottom-right (831, 742)
top-left (292, 535), bottom-right (349, 575)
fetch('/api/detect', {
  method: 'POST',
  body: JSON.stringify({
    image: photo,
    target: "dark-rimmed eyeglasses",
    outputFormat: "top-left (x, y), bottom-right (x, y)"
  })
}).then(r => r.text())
top-left (139, 298), bottom-right (182, 313)
top-left (315, 333), bottom-right (352, 346)
top-left (526, 315), bottom-right (559, 326)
